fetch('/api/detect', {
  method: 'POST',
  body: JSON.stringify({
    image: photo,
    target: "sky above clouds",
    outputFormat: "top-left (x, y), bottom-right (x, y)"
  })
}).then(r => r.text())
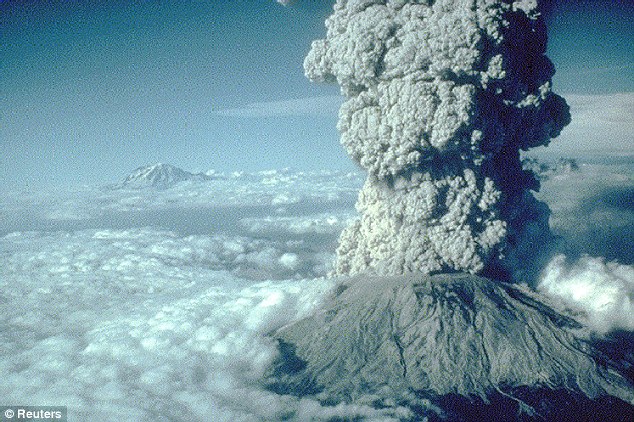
top-left (1, 0), bottom-right (633, 190)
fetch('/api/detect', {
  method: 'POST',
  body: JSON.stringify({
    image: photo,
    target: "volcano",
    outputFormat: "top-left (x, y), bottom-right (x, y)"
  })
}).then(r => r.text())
top-left (268, 273), bottom-right (634, 420)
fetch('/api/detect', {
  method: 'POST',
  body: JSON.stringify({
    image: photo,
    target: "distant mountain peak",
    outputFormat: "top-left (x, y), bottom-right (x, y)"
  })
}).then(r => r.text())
top-left (120, 163), bottom-right (212, 189)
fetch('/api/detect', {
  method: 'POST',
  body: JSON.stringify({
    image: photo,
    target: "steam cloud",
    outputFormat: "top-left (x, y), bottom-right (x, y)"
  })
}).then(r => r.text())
top-left (539, 254), bottom-right (634, 334)
top-left (306, 0), bottom-right (570, 281)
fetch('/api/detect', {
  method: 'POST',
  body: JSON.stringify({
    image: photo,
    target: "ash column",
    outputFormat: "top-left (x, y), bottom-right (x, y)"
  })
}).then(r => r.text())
top-left (304, 0), bottom-right (569, 281)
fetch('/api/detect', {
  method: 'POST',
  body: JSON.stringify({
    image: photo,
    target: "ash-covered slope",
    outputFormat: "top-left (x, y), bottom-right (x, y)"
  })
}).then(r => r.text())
top-left (119, 163), bottom-right (213, 189)
top-left (268, 273), bottom-right (634, 420)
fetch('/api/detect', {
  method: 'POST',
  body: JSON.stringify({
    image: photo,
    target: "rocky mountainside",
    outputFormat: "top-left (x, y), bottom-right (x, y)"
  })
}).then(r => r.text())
top-left (267, 273), bottom-right (634, 420)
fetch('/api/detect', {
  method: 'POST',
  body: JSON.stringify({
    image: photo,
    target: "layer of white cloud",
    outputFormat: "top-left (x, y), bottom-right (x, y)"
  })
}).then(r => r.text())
top-left (213, 95), bottom-right (342, 118)
top-left (536, 92), bottom-right (634, 154)
top-left (0, 161), bottom-right (632, 419)
top-left (0, 169), bottom-right (363, 237)
top-left (240, 212), bottom-right (355, 236)
top-left (0, 228), bottom-right (411, 420)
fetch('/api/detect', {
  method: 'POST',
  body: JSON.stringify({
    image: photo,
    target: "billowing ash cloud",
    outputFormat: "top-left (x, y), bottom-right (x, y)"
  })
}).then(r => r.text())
top-left (306, 0), bottom-right (570, 281)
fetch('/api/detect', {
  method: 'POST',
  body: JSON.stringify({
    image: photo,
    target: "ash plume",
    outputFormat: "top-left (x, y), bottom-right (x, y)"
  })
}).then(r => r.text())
top-left (305, 0), bottom-right (570, 282)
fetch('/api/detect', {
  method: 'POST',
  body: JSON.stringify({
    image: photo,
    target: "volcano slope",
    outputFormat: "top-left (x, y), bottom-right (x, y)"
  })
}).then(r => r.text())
top-left (267, 274), bottom-right (634, 420)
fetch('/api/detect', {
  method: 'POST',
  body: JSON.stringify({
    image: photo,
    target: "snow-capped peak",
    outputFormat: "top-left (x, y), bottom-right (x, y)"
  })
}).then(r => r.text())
top-left (120, 163), bottom-right (212, 189)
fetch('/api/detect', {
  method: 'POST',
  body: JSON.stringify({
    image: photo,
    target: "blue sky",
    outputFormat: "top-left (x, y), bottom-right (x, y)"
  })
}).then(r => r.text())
top-left (545, 0), bottom-right (634, 93)
top-left (1, 0), bottom-right (633, 190)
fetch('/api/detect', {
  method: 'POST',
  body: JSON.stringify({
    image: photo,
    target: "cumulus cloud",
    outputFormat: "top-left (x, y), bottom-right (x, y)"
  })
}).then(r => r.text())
top-left (539, 255), bottom-right (634, 334)
top-left (1, 228), bottom-right (335, 283)
top-left (533, 162), bottom-right (634, 265)
top-left (305, 0), bottom-right (570, 282)
top-left (526, 161), bottom-right (634, 334)
top-left (0, 228), bottom-right (414, 420)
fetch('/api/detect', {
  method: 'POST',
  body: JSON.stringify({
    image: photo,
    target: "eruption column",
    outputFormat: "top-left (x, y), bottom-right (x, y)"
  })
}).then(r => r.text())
top-left (305, 0), bottom-right (570, 280)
